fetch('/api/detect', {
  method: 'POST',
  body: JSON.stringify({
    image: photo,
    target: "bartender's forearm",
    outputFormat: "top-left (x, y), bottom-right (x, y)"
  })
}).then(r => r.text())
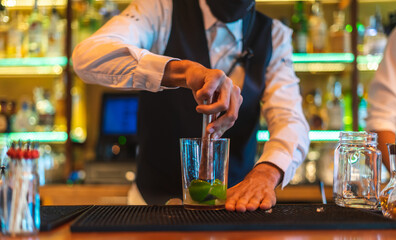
top-left (375, 130), bottom-right (395, 171)
top-left (162, 60), bottom-right (201, 88)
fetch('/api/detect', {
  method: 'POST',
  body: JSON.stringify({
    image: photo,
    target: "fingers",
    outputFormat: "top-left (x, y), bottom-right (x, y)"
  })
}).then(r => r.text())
top-left (186, 66), bottom-right (243, 138)
top-left (195, 69), bottom-right (227, 103)
top-left (225, 167), bottom-right (279, 212)
top-left (227, 189), bottom-right (275, 212)
top-left (206, 85), bottom-right (242, 139)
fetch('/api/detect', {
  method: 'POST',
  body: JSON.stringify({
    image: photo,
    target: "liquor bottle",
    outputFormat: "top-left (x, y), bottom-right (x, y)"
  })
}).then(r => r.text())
top-left (363, 7), bottom-right (387, 55)
top-left (308, 0), bottom-right (327, 53)
top-left (12, 101), bottom-right (39, 132)
top-left (305, 88), bottom-right (325, 130)
top-left (326, 78), bottom-right (344, 130)
top-left (329, 10), bottom-right (351, 53)
top-left (47, 7), bottom-right (65, 57)
top-left (0, 1), bottom-right (9, 58)
top-left (291, 1), bottom-right (308, 53)
top-left (357, 83), bottom-right (368, 131)
top-left (78, 0), bottom-right (102, 44)
top-left (28, 0), bottom-right (44, 57)
top-left (33, 88), bottom-right (55, 131)
top-left (0, 99), bottom-right (8, 133)
top-left (7, 11), bottom-right (25, 58)
top-left (99, 0), bottom-right (119, 25)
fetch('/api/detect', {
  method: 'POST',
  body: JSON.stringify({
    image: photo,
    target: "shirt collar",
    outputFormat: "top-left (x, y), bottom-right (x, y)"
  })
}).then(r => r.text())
top-left (198, 0), bottom-right (243, 41)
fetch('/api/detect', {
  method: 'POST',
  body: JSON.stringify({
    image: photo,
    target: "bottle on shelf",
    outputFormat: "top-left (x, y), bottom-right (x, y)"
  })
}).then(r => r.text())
top-left (100, 0), bottom-right (119, 25)
top-left (304, 88), bottom-right (325, 130)
top-left (11, 101), bottom-right (38, 132)
top-left (329, 10), bottom-right (351, 53)
top-left (7, 11), bottom-right (26, 58)
top-left (357, 83), bottom-right (368, 131)
top-left (33, 88), bottom-right (55, 132)
top-left (77, 0), bottom-right (102, 44)
top-left (47, 7), bottom-right (65, 57)
top-left (28, 0), bottom-right (44, 57)
top-left (308, 0), bottom-right (327, 53)
top-left (291, 1), bottom-right (308, 53)
top-left (326, 77), bottom-right (345, 130)
top-left (0, 99), bottom-right (8, 133)
top-left (0, 1), bottom-right (9, 58)
top-left (363, 6), bottom-right (388, 56)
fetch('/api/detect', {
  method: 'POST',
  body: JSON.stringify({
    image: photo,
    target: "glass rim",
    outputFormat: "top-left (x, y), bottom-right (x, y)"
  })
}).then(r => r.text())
top-left (339, 131), bottom-right (377, 144)
top-left (179, 137), bottom-right (229, 142)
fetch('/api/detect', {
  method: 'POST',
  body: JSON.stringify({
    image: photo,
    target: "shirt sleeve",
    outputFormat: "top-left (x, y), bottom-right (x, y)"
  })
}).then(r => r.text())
top-left (72, 0), bottom-right (178, 92)
top-left (256, 19), bottom-right (310, 188)
top-left (366, 29), bottom-right (396, 132)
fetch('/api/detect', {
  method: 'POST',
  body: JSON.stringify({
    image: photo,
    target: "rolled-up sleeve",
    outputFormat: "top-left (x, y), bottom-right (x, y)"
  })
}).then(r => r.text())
top-left (72, 0), bottom-right (177, 92)
top-left (367, 30), bottom-right (396, 132)
top-left (256, 20), bottom-right (310, 188)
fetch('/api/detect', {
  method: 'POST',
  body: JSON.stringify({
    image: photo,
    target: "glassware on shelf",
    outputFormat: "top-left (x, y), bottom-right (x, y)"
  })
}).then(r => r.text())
top-left (380, 143), bottom-right (396, 218)
top-left (291, 1), bottom-right (308, 53)
top-left (333, 131), bottom-right (382, 209)
top-left (308, 0), bottom-right (327, 53)
top-left (329, 10), bottom-right (351, 53)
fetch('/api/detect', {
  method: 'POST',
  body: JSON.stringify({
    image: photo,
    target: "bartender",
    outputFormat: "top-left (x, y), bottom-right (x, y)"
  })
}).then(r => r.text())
top-left (72, 0), bottom-right (310, 212)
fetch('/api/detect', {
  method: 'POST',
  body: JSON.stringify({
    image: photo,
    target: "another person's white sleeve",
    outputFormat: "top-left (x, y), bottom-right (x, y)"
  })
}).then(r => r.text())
top-left (367, 29), bottom-right (396, 132)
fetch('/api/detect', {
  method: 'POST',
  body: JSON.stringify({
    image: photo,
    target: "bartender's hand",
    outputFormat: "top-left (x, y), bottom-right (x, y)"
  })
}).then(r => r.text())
top-left (225, 163), bottom-right (283, 212)
top-left (162, 60), bottom-right (243, 138)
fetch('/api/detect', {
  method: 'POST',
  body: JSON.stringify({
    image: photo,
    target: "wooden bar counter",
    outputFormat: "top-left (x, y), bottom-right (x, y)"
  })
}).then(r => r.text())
top-left (1, 184), bottom-right (393, 239)
top-left (2, 223), bottom-right (396, 240)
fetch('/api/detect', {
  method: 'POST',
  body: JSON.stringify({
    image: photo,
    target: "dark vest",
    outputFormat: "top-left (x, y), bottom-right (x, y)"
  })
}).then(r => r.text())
top-left (136, 0), bottom-right (273, 204)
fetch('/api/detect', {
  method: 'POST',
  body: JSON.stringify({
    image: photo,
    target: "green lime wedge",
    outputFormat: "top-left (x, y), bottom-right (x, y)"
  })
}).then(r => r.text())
top-left (209, 179), bottom-right (227, 200)
top-left (200, 199), bottom-right (216, 205)
top-left (188, 179), bottom-right (211, 202)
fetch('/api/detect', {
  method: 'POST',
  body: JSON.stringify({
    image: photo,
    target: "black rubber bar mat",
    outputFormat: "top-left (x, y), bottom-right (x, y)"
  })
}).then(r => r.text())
top-left (40, 205), bottom-right (93, 231)
top-left (70, 204), bottom-right (396, 232)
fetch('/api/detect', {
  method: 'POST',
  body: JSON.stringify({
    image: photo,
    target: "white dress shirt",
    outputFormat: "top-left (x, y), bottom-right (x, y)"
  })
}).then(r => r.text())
top-left (367, 29), bottom-right (396, 132)
top-left (72, 0), bottom-right (310, 188)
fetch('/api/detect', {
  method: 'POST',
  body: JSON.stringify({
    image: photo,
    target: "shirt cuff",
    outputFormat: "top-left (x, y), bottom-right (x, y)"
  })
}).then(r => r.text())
top-left (255, 148), bottom-right (302, 188)
top-left (133, 51), bottom-right (179, 92)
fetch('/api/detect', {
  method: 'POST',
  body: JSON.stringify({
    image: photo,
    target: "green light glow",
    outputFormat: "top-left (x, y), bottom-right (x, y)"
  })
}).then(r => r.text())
top-left (356, 55), bottom-right (382, 64)
top-left (0, 132), bottom-right (68, 143)
top-left (0, 57), bottom-right (67, 67)
top-left (118, 136), bottom-right (127, 145)
top-left (292, 53), bottom-right (354, 63)
top-left (345, 24), bottom-right (353, 33)
top-left (257, 130), bottom-right (341, 142)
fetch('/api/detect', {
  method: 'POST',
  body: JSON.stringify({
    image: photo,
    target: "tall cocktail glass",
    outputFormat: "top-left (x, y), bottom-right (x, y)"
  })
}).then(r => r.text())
top-left (180, 138), bottom-right (229, 210)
